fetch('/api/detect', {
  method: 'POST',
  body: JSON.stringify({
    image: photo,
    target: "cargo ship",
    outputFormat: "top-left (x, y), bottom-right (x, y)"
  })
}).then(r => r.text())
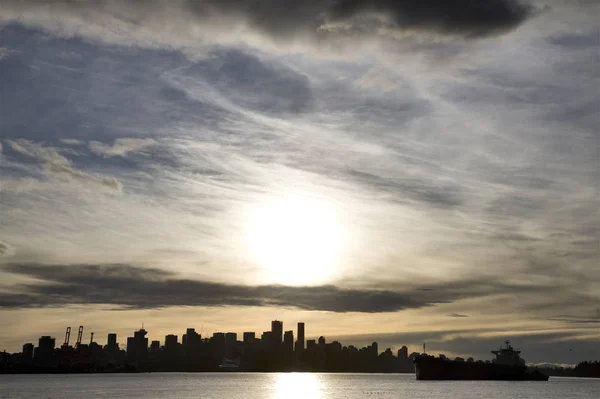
top-left (414, 340), bottom-right (549, 381)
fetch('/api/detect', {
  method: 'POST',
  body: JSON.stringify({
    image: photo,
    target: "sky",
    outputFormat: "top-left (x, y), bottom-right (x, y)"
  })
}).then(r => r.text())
top-left (0, 0), bottom-right (598, 365)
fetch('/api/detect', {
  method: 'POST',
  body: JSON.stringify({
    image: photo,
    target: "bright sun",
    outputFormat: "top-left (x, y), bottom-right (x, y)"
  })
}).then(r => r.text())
top-left (246, 194), bottom-right (346, 286)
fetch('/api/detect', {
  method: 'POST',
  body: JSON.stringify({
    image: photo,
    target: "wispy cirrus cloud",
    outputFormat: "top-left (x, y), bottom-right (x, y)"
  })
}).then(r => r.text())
top-left (4, 139), bottom-right (122, 192)
top-left (0, 46), bottom-right (14, 59)
top-left (89, 138), bottom-right (157, 158)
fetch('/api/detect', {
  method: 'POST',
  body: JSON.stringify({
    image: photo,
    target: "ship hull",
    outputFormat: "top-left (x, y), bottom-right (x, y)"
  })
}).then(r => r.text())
top-left (414, 356), bottom-right (549, 381)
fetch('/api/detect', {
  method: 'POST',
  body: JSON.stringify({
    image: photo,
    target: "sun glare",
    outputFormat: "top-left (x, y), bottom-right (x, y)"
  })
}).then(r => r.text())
top-left (246, 194), bottom-right (346, 286)
top-left (272, 373), bottom-right (324, 399)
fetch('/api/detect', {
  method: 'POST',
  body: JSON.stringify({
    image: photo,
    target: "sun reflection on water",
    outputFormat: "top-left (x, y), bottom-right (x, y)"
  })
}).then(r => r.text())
top-left (272, 373), bottom-right (324, 399)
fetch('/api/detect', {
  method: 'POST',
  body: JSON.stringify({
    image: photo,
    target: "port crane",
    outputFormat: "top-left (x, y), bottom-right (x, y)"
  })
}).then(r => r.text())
top-left (62, 326), bottom-right (71, 348)
top-left (75, 326), bottom-right (84, 348)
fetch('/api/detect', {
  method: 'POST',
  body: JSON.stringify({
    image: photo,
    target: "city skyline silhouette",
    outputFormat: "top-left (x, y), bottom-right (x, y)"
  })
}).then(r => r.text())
top-left (1, 0), bottom-right (599, 370)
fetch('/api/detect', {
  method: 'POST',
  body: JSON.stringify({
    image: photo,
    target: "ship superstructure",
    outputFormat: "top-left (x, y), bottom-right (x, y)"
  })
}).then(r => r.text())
top-left (491, 340), bottom-right (525, 366)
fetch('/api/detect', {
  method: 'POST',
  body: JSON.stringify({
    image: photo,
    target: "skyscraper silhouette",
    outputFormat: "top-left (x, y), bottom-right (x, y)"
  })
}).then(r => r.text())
top-left (296, 322), bottom-right (305, 353)
top-left (126, 328), bottom-right (148, 364)
top-left (35, 336), bottom-right (55, 365)
top-left (164, 335), bottom-right (178, 350)
top-left (22, 343), bottom-right (34, 361)
top-left (271, 320), bottom-right (283, 346)
top-left (243, 332), bottom-right (255, 345)
top-left (284, 330), bottom-right (294, 354)
top-left (107, 333), bottom-right (117, 350)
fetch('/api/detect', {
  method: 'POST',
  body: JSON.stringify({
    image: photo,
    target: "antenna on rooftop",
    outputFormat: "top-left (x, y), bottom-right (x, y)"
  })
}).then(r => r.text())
top-left (423, 343), bottom-right (426, 354)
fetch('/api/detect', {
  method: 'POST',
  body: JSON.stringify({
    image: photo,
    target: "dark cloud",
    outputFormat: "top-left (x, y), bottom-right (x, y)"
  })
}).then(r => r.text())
top-left (548, 31), bottom-right (600, 50)
top-left (547, 310), bottom-right (600, 324)
top-left (0, 0), bottom-right (538, 50)
top-left (0, 263), bottom-right (422, 312)
top-left (325, 0), bottom-right (535, 38)
top-left (448, 313), bottom-right (469, 318)
top-left (184, 0), bottom-right (327, 39)
top-left (188, 0), bottom-right (537, 39)
top-left (0, 263), bottom-right (563, 313)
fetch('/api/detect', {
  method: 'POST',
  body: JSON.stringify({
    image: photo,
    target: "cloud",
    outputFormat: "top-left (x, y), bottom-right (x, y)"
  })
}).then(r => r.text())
top-left (0, 263), bottom-right (567, 313)
top-left (345, 169), bottom-right (464, 209)
top-left (0, 47), bottom-right (14, 60)
top-left (0, 241), bottom-right (15, 257)
top-left (4, 139), bottom-right (122, 192)
top-left (0, 0), bottom-right (539, 58)
top-left (59, 138), bottom-right (84, 146)
top-left (181, 50), bottom-right (314, 114)
top-left (0, 263), bottom-right (428, 312)
top-left (89, 138), bottom-right (157, 158)
top-left (5, 139), bottom-right (70, 168)
top-left (324, 0), bottom-right (536, 38)
top-left (546, 311), bottom-right (600, 325)
top-left (186, 0), bottom-right (536, 39)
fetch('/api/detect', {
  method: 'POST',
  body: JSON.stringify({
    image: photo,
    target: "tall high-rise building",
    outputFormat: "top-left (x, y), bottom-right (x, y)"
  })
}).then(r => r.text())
top-left (225, 332), bottom-right (237, 356)
top-left (370, 342), bottom-right (378, 357)
top-left (37, 336), bottom-right (55, 352)
top-left (165, 335), bottom-right (178, 350)
top-left (271, 320), bottom-right (283, 346)
top-left (126, 328), bottom-right (148, 363)
top-left (225, 332), bottom-right (237, 348)
top-left (212, 332), bottom-right (225, 344)
top-left (211, 332), bottom-right (225, 356)
top-left (243, 332), bottom-right (255, 345)
top-left (150, 340), bottom-right (160, 352)
top-left (295, 322), bottom-right (305, 353)
top-left (22, 343), bottom-right (34, 360)
top-left (107, 333), bottom-right (117, 349)
top-left (35, 336), bottom-right (56, 365)
top-left (105, 333), bottom-right (119, 359)
top-left (283, 330), bottom-right (294, 354)
top-left (184, 328), bottom-right (201, 347)
top-left (261, 331), bottom-right (273, 349)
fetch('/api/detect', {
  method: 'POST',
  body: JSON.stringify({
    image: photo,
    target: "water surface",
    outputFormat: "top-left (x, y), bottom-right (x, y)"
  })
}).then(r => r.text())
top-left (1, 373), bottom-right (599, 398)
